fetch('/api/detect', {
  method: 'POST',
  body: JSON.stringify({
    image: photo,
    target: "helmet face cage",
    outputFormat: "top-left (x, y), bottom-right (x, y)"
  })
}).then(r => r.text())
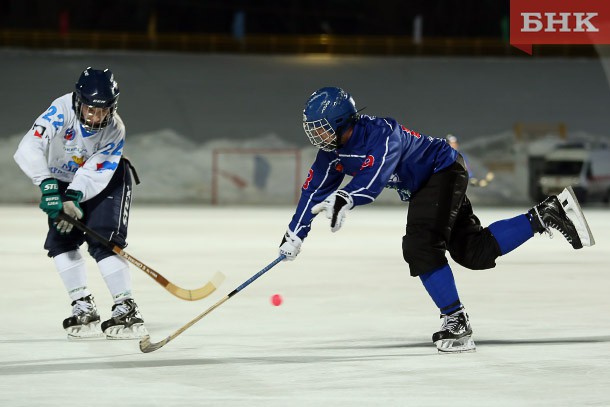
top-left (75, 96), bottom-right (117, 132)
top-left (74, 67), bottom-right (119, 132)
top-left (303, 118), bottom-right (337, 152)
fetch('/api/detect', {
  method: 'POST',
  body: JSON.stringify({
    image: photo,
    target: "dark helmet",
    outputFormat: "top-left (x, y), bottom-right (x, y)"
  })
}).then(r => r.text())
top-left (302, 87), bottom-right (357, 151)
top-left (74, 67), bottom-right (120, 131)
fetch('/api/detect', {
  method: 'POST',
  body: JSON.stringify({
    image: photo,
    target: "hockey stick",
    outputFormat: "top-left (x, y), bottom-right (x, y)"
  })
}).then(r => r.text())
top-left (139, 254), bottom-right (286, 353)
top-left (56, 212), bottom-right (225, 301)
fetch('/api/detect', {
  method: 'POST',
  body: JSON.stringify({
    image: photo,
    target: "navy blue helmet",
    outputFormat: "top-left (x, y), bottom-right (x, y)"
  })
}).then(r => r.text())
top-left (74, 67), bottom-right (120, 131)
top-left (302, 87), bottom-right (357, 151)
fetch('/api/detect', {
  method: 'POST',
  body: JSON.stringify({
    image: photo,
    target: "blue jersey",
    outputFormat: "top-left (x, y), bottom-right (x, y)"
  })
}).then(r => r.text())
top-left (288, 115), bottom-right (457, 240)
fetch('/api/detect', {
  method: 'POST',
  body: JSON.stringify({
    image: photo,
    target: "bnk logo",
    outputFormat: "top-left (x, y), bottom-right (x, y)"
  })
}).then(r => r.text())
top-left (521, 13), bottom-right (599, 32)
top-left (510, 0), bottom-right (610, 54)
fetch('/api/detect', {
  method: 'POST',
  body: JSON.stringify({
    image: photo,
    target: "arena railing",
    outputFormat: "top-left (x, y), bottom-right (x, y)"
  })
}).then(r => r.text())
top-left (0, 30), bottom-right (598, 57)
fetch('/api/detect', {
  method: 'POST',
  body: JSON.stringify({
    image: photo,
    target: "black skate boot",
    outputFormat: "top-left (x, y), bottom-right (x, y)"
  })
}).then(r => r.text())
top-left (528, 186), bottom-right (595, 249)
top-left (432, 307), bottom-right (476, 353)
top-left (101, 298), bottom-right (148, 340)
top-left (62, 295), bottom-right (102, 339)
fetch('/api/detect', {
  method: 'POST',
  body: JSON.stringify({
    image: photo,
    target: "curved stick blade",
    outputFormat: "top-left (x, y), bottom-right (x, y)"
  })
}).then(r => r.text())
top-left (167, 271), bottom-right (226, 301)
top-left (139, 335), bottom-right (170, 353)
top-left (138, 256), bottom-right (284, 353)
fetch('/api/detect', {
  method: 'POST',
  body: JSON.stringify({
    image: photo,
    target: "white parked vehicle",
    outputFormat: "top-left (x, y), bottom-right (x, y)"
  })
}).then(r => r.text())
top-left (538, 144), bottom-right (610, 204)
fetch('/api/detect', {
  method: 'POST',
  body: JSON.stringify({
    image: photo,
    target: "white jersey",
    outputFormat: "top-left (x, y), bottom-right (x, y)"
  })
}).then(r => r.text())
top-left (14, 93), bottom-right (126, 202)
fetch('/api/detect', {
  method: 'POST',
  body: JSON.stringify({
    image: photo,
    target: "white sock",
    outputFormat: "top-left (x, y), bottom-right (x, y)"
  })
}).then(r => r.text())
top-left (97, 255), bottom-right (132, 303)
top-left (54, 250), bottom-right (90, 301)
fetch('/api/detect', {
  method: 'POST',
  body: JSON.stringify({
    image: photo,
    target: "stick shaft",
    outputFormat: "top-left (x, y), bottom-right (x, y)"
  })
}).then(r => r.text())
top-left (56, 213), bottom-right (223, 301)
top-left (140, 255), bottom-right (285, 353)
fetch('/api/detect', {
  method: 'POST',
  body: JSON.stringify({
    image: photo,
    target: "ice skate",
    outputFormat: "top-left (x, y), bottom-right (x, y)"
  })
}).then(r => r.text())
top-left (432, 307), bottom-right (476, 353)
top-left (63, 295), bottom-right (103, 339)
top-left (528, 186), bottom-right (595, 249)
top-left (101, 298), bottom-right (148, 340)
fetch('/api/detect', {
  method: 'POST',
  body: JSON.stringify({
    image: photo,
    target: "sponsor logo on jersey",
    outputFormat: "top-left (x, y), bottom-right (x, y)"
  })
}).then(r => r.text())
top-left (335, 163), bottom-right (344, 172)
top-left (96, 161), bottom-right (118, 171)
top-left (401, 125), bottom-right (422, 138)
top-left (64, 128), bottom-right (76, 140)
top-left (385, 173), bottom-right (411, 201)
top-left (302, 169), bottom-right (314, 190)
top-left (50, 167), bottom-right (66, 174)
top-left (72, 156), bottom-right (85, 166)
top-left (62, 157), bottom-right (84, 173)
top-left (65, 146), bottom-right (86, 155)
top-left (360, 155), bottom-right (375, 170)
top-left (32, 124), bottom-right (46, 138)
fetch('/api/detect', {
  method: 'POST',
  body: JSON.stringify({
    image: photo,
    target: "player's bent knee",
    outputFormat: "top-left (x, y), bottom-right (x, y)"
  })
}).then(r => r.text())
top-left (48, 246), bottom-right (80, 259)
top-left (449, 229), bottom-right (501, 270)
top-left (87, 244), bottom-right (115, 263)
top-left (402, 236), bottom-right (447, 277)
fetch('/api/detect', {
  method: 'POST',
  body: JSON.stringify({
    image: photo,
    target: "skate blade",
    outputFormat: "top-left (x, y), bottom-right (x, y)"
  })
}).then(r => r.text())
top-left (558, 186), bottom-right (595, 248)
top-left (66, 321), bottom-right (104, 340)
top-left (435, 336), bottom-right (476, 354)
top-left (105, 323), bottom-right (149, 340)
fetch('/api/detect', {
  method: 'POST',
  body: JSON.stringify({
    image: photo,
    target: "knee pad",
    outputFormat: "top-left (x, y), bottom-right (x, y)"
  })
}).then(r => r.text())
top-left (449, 228), bottom-right (501, 270)
top-left (87, 242), bottom-right (115, 263)
top-left (402, 234), bottom-right (448, 277)
top-left (47, 245), bottom-right (80, 259)
top-left (85, 229), bottom-right (126, 263)
top-left (45, 229), bottom-right (85, 258)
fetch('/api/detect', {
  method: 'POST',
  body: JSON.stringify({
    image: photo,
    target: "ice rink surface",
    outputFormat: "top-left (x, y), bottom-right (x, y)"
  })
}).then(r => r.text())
top-left (1, 204), bottom-right (608, 407)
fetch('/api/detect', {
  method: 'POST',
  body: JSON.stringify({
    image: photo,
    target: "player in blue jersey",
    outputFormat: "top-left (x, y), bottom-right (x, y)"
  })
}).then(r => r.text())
top-left (279, 87), bottom-right (595, 353)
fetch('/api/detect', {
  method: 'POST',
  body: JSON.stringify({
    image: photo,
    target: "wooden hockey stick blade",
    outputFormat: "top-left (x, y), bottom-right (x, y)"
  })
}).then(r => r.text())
top-left (165, 272), bottom-right (225, 301)
top-left (139, 255), bottom-right (285, 353)
top-left (56, 213), bottom-right (225, 301)
top-left (109, 245), bottom-right (225, 301)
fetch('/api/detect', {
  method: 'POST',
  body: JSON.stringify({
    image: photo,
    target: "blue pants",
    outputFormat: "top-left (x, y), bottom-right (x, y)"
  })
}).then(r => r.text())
top-left (44, 158), bottom-right (133, 262)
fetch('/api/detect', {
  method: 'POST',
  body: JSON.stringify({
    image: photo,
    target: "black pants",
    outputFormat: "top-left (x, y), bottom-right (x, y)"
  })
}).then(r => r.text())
top-left (44, 158), bottom-right (133, 262)
top-left (402, 155), bottom-right (501, 277)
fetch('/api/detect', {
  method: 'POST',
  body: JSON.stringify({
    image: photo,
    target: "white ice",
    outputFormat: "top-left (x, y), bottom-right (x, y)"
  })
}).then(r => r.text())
top-left (1, 205), bottom-right (609, 407)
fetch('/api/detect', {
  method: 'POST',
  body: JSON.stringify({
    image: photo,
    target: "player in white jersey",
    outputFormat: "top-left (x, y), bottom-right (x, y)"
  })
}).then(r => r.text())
top-left (14, 67), bottom-right (146, 340)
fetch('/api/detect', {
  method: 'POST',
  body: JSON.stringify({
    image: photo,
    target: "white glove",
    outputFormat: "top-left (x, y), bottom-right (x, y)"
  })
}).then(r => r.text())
top-left (311, 190), bottom-right (354, 232)
top-left (56, 200), bottom-right (83, 234)
top-left (279, 229), bottom-right (303, 261)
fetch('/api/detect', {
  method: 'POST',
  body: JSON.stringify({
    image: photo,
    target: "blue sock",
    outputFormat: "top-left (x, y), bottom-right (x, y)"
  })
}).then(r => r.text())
top-left (488, 214), bottom-right (534, 255)
top-left (419, 264), bottom-right (462, 315)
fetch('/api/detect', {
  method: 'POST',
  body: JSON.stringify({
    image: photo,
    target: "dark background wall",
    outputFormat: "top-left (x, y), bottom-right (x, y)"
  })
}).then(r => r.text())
top-left (0, 0), bottom-right (509, 38)
top-left (2, 50), bottom-right (610, 145)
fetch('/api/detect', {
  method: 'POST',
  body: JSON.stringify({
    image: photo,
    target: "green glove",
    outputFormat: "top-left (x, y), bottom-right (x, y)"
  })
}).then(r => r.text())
top-left (39, 178), bottom-right (62, 219)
